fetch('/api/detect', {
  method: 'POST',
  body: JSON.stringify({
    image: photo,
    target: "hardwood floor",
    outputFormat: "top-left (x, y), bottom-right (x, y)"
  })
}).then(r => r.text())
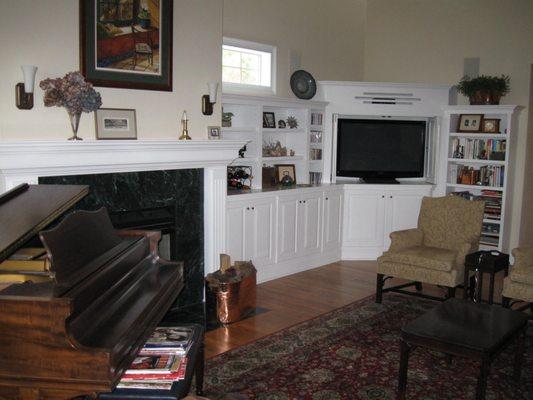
top-left (205, 260), bottom-right (510, 359)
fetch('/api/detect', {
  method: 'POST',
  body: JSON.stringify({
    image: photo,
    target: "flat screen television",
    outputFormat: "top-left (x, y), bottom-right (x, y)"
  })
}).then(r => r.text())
top-left (336, 118), bottom-right (426, 184)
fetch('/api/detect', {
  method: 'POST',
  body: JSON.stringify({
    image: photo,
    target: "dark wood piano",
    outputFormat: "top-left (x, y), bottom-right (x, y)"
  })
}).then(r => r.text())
top-left (0, 184), bottom-right (186, 400)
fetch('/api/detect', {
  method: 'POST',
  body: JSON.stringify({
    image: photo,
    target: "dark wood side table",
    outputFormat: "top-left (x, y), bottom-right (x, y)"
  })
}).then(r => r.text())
top-left (463, 251), bottom-right (510, 304)
top-left (398, 299), bottom-right (528, 400)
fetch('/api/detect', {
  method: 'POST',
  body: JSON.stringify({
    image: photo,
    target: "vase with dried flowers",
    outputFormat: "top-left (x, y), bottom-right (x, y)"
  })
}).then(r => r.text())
top-left (40, 71), bottom-right (102, 140)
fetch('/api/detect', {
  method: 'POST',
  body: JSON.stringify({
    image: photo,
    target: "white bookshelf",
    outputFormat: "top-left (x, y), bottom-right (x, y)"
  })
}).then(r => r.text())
top-left (441, 105), bottom-right (518, 252)
top-left (221, 94), bottom-right (327, 189)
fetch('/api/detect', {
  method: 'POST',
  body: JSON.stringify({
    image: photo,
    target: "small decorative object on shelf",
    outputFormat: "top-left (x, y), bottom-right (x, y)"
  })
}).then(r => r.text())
top-left (275, 164), bottom-right (296, 186)
top-left (286, 116), bottom-right (298, 129)
top-left (482, 119), bottom-right (500, 133)
top-left (457, 114), bottom-right (483, 133)
top-left (263, 140), bottom-right (287, 157)
top-left (137, 6), bottom-right (151, 29)
top-left (263, 112), bottom-right (276, 128)
top-left (179, 110), bottom-right (191, 140)
top-left (238, 145), bottom-right (247, 158)
top-left (40, 71), bottom-right (102, 140)
top-left (207, 126), bottom-right (221, 140)
top-left (278, 119), bottom-right (286, 129)
top-left (227, 166), bottom-right (253, 191)
top-left (222, 111), bottom-right (234, 127)
top-left (456, 75), bottom-right (510, 105)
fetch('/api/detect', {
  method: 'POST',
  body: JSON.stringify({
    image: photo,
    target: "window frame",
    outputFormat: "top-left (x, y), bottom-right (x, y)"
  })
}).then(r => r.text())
top-left (222, 37), bottom-right (277, 95)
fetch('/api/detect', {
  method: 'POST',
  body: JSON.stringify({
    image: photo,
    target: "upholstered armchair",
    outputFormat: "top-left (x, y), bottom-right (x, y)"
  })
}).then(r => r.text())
top-left (376, 195), bottom-right (485, 303)
top-left (502, 246), bottom-right (533, 308)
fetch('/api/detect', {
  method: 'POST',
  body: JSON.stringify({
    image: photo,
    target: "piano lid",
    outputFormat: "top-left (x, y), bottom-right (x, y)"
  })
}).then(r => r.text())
top-left (0, 183), bottom-right (89, 263)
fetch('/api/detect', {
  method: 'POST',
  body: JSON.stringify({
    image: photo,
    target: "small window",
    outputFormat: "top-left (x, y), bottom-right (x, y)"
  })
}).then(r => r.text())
top-left (222, 38), bottom-right (276, 94)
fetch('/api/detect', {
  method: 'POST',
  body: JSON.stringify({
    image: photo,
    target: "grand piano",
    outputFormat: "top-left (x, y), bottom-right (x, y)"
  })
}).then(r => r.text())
top-left (0, 184), bottom-right (191, 400)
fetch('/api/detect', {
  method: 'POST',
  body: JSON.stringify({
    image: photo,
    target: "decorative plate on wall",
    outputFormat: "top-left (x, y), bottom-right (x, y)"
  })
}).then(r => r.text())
top-left (290, 70), bottom-right (317, 100)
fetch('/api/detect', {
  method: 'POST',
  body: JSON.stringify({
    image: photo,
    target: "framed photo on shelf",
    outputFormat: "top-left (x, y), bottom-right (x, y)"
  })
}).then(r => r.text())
top-left (482, 118), bottom-right (500, 133)
top-left (275, 164), bottom-right (296, 184)
top-left (95, 108), bottom-right (137, 139)
top-left (80, 0), bottom-right (173, 91)
top-left (457, 114), bottom-right (483, 132)
top-left (263, 112), bottom-right (276, 128)
top-left (207, 126), bottom-right (221, 140)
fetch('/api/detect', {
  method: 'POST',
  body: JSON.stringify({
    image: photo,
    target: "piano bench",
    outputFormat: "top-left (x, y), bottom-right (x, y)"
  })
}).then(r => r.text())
top-left (98, 323), bottom-right (205, 400)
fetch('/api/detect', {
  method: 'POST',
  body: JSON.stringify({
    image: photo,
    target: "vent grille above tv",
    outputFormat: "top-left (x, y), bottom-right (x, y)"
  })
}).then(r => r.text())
top-left (355, 92), bottom-right (421, 105)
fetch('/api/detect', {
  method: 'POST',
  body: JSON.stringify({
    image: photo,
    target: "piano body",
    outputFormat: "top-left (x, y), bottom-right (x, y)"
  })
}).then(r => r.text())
top-left (0, 184), bottom-right (184, 400)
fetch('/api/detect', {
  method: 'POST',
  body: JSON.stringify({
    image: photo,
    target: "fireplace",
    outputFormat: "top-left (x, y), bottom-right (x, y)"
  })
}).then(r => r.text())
top-left (39, 169), bottom-right (204, 310)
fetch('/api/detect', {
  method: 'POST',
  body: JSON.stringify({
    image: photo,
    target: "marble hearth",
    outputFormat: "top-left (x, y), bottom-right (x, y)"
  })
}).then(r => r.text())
top-left (0, 140), bottom-right (247, 309)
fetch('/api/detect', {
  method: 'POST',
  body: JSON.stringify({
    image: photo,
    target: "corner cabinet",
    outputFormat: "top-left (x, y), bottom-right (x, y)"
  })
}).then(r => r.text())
top-left (341, 184), bottom-right (433, 260)
top-left (226, 185), bottom-right (342, 283)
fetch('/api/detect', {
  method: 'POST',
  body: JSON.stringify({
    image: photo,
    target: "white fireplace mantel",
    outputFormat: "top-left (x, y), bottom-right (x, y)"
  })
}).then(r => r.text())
top-left (0, 139), bottom-right (249, 276)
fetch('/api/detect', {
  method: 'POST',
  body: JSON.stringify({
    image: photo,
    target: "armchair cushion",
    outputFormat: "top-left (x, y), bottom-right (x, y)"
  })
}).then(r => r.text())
top-left (509, 266), bottom-right (533, 285)
top-left (379, 246), bottom-right (457, 272)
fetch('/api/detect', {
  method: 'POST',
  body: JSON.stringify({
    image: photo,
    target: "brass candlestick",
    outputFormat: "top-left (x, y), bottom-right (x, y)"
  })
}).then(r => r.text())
top-left (179, 110), bottom-right (192, 140)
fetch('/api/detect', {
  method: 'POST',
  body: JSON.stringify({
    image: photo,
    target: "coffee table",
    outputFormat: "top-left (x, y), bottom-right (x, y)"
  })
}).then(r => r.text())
top-left (397, 299), bottom-right (528, 400)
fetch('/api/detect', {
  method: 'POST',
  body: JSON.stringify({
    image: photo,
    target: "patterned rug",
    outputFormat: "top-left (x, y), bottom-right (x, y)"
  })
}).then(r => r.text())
top-left (204, 294), bottom-right (532, 400)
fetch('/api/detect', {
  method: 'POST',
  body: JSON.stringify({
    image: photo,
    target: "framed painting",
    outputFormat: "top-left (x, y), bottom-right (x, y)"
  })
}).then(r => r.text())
top-left (80, 0), bottom-right (173, 91)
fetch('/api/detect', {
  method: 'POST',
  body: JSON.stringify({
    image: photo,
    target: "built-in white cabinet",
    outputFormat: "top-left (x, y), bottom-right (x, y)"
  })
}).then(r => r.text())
top-left (226, 185), bottom-right (342, 283)
top-left (226, 196), bottom-right (275, 267)
top-left (342, 184), bottom-right (433, 260)
top-left (323, 189), bottom-right (343, 252)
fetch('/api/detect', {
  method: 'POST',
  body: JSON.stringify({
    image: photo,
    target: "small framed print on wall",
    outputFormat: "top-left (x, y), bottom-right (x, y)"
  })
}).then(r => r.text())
top-left (95, 108), bottom-right (137, 139)
top-left (457, 114), bottom-right (483, 132)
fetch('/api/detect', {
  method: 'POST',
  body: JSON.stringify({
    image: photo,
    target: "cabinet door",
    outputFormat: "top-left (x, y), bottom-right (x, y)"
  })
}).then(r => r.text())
top-left (323, 190), bottom-right (342, 252)
top-left (277, 195), bottom-right (299, 262)
top-left (226, 202), bottom-right (247, 261)
top-left (343, 190), bottom-right (385, 247)
top-left (298, 192), bottom-right (322, 255)
top-left (383, 191), bottom-right (424, 249)
top-left (247, 198), bottom-right (275, 266)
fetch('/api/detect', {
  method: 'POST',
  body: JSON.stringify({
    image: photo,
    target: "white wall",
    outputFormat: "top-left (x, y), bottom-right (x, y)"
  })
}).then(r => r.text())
top-left (223, 0), bottom-right (366, 97)
top-left (0, 0), bottom-right (223, 141)
top-left (363, 0), bottom-right (533, 251)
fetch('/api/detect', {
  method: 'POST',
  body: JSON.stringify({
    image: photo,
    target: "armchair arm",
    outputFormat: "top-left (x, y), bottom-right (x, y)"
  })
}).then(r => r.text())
top-left (454, 241), bottom-right (478, 269)
top-left (511, 246), bottom-right (533, 268)
top-left (388, 228), bottom-right (423, 251)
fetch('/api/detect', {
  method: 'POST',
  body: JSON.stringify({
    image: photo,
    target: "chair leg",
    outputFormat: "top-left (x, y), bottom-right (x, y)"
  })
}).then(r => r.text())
top-left (415, 281), bottom-right (422, 291)
top-left (501, 296), bottom-right (510, 308)
top-left (376, 273), bottom-right (384, 304)
top-left (446, 287), bottom-right (456, 299)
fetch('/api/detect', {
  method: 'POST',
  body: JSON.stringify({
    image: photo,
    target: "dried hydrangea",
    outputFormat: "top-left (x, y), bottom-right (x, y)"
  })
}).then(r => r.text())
top-left (40, 71), bottom-right (102, 114)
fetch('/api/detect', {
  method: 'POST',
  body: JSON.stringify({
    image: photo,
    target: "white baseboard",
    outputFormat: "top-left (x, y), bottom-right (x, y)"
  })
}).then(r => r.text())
top-left (256, 250), bottom-right (341, 284)
top-left (341, 246), bottom-right (383, 260)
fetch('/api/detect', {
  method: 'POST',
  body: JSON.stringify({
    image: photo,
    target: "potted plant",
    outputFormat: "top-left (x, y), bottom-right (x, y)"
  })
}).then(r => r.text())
top-left (222, 112), bottom-right (234, 127)
top-left (138, 7), bottom-right (151, 29)
top-left (456, 75), bottom-right (510, 105)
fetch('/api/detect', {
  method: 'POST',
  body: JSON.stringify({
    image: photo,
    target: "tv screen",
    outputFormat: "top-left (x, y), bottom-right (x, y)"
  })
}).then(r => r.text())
top-left (336, 118), bottom-right (426, 182)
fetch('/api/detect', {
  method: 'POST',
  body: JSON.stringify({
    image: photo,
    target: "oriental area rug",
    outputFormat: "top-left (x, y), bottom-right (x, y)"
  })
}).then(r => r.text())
top-left (203, 294), bottom-right (532, 400)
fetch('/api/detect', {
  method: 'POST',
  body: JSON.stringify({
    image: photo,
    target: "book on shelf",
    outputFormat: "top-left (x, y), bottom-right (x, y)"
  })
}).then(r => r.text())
top-left (0, 247), bottom-right (50, 273)
top-left (122, 358), bottom-right (188, 381)
top-left (116, 381), bottom-right (174, 390)
top-left (143, 326), bottom-right (193, 350)
top-left (125, 354), bottom-right (183, 374)
top-left (450, 137), bottom-right (506, 161)
top-left (311, 113), bottom-right (323, 126)
top-left (309, 148), bottom-right (322, 160)
top-left (448, 164), bottom-right (504, 187)
top-left (450, 190), bottom-right (502, 221)
top-left (309, 172), bottom-right (322, 185)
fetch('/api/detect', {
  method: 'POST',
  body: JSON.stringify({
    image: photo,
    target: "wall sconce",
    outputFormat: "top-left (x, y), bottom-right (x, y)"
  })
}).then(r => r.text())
top-left (16, 65), bottom-right (38, 110)
top-left (202, 82), bottom-right (218, 115)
